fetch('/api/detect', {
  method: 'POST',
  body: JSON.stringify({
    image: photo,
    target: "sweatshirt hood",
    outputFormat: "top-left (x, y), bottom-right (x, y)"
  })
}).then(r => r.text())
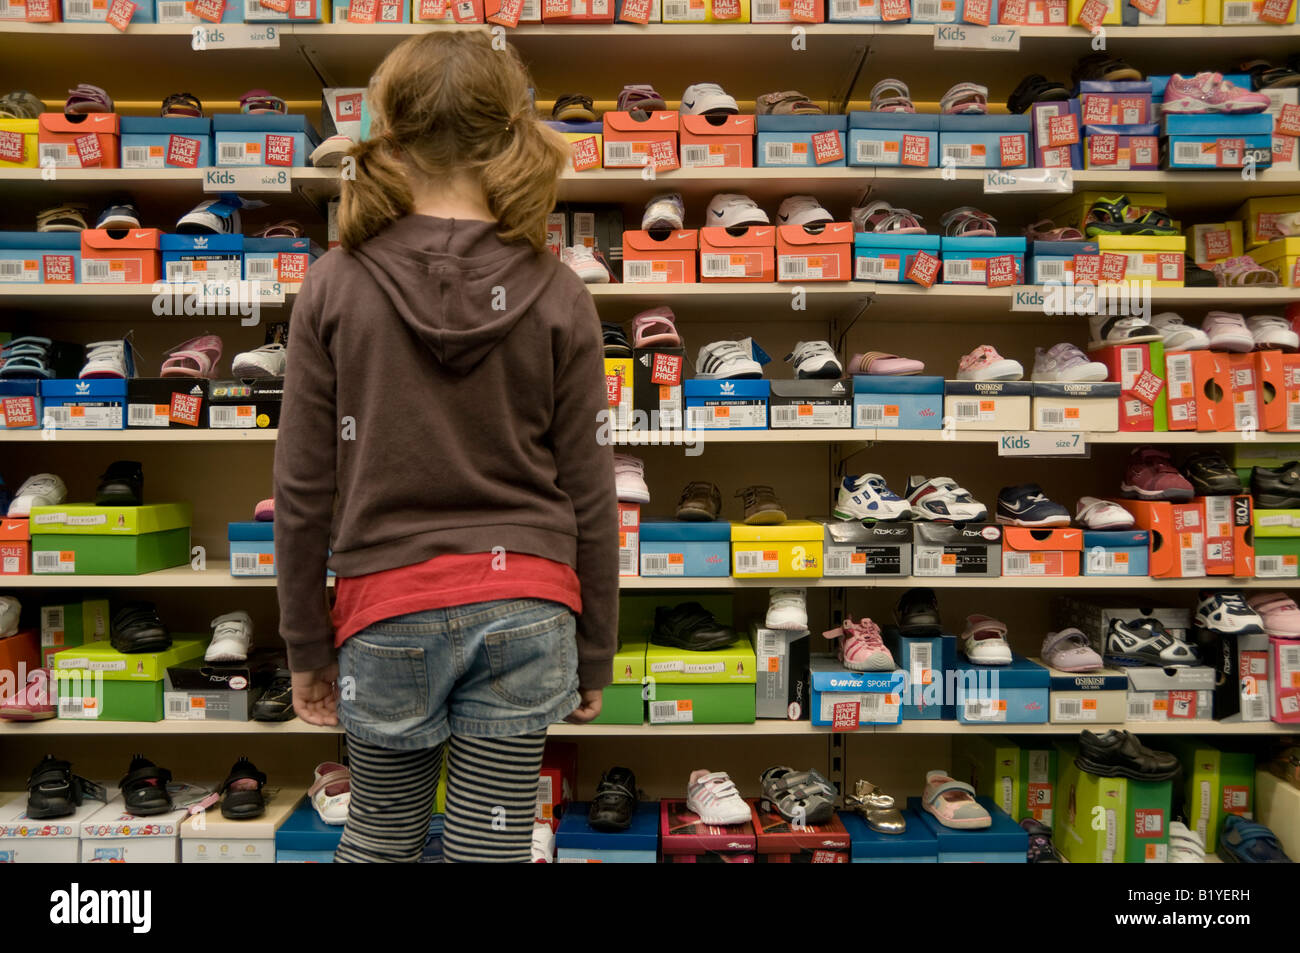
top-left (351, 215), bottom-right (556, 374)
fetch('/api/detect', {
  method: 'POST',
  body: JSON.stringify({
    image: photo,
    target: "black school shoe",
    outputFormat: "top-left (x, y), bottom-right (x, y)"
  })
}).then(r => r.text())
top-left (1074, 729), bottom-right (1180, 782)
top-left (895, 587), bottom-right (941, 634)
top-left (96, 460), bottom-right (143, 506)
top-left (652, 602), bottom-right (738, 651)
top-left (1182, 450), bottom-right (1243, 496)
top-left (252, 668), bottom-right (294, 721)
top-left (1252, 461), bottom-right (1300, 509)
top-left (110, 602), bottom-right (171, 654)
top-left (588, 766), bottom-right (637, 832)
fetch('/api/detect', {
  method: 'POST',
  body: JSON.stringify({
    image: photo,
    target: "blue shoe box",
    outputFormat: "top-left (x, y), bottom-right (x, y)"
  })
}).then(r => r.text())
top-left (940, 236), bottom-right (1026, 285)
top-left (275, 797), bottom-right (342, 863)
top-left (1161, 113), bottom-right (1274, 170)
top-left (938, 114), bottom-right (1031, 169)
top-left (213, 114), bottom-right (321, 168)
top-left (848, 112), bottom-right (938, 167)
top-left (1027, 239), bottom-right (1097, 285)
top-left (853, 232), bottom-right (941, 284)
top-left (852, 374), bottom-right (943, 429)
top-left (161, 233), bottom-right (244, 284)
top-left (906, 796), bottom-right (1028, 862)
top-left (882, 625), bottom-right (957, 720)
top-left (683, 379), bottom-right (769, 430)
top-left (840, 809), bottom-right (938, 862)
top-left (0, 232), bottom-right (81, 284)
top-left (555, 801), bottom-right (659, 862)
top-left (0, 381), bottom-right (42, 430)
top-left (955, 653), bottom-right (1050, 725)
top-left (229, 521), bottom-right (275, 577)
top-left (154, 0), bottom-right (242, 21)
top-left (39, 379), bottom-right (126, 430)
top-left (827, 0), bottom-right (882, 19)
top-left (62, 0), bottom-right (155, 21)
top-left (638, 518), bottom-right (730, 577)
top-left (808, 654), bottom-right (904, 726)
top-left (756, 115), bottom-right (847, 167)
top-left (243, 236), bottom-right (324, 287)
top-left (1081, 529), bottom-right (1150, 576)
top-left (120, 117), bottom-right (212, 169)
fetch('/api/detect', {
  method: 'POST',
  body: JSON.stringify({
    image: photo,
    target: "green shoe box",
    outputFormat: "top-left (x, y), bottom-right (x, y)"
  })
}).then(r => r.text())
top-left (610, 639), bottom-right (647, 685)
top-left (54, 675), bottom-right (164, 722)
top-left (590, 684), bottom-right (645, 725)
top-left (1254, 537), bottom-right (1300, 578)
top-left (1166, 740), bottom-right (1254, 850)
top-left (648, 683), bottom-right (755, 725)
top-left (645, 638), bottom-right (756, 685)
top-left (53, 637), bottom-right (208, 681)
top-left (28, 502), bottom-right (193, 535)
top-left (1253, 509), bottom-right (1300, 537)
top-left (954, 736), bottom-right (1056, 825)
top-left (31, 528), bottom-right (191, 575)
top-left (1054, 742), bottom-right (1172, 863)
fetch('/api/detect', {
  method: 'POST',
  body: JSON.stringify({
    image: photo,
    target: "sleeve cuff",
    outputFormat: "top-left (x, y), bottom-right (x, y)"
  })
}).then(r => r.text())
top-left (284, 637), bottom-right (337, 674)
top-left (577, 657), bottom-right (614, 693)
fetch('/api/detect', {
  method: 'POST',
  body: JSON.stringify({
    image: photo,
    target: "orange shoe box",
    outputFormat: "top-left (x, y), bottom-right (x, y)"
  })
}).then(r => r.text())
top-left (37, 112), bottom-right (119, 169)
top-left (602, 111), bottom-right (679, 169)
top-left (776, 222), bottom-right (853, 282)
top-left (0, 517), bottom-right (29, 575)
top-left (679, 114), bottom-right (755, 169)
top-left (699, 225), bottom-right (775, 282)
top-left (1227, 352), bottom-right (1262, 433)
top-left (623, 229), bottom-right (698, 283)
top-left (1164, 350), bottom-right (1231, 432)
top-left (1111, 499), bottom-right (1205, 578)
top-left (1255, 350), bottom-right (1300, 433)
top-left (1199, 494), bottom-right (1254, 578)
top-left (1091, 341), bottom-right (1166, 432)
top-left (0, 629), bottom-right (39, 700)
top-left (1001, 527), bottom-right (1083, 577)
top-left (80, 228), bottom-right (162, 284)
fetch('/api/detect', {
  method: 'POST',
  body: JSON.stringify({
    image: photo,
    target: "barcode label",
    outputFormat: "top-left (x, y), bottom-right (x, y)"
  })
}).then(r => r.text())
top-left (1040, 408), bottom-right (1065, 426)
top-left (681, 145), bottom-right (713, 167)
top-left (1241, 691), bottom-right (1268, 721)
top-left (764, 142), bottom-right (795, 164)
top-left (856, 140), bottom-right (885, 162)
top-left (42, 606), bottom-right (64, 632)
top-left (157, 0), bottom-right (189, 18)
top-left (825, 551), bottom-right (853, 573)
top-left (1222, 0), bottom-right (1252, 19)
top-left (618, 547), bottom-right (636, 575)
top-left (952, 399), bottom-right (980, 420)
top-left (701, 253), bottom-right (744, 278)
top-left (603, 142), bottom-right (635, 166)
top-left (772, 406), bottom-right (798, 425)
top-left (0, 261), bottom-right (26, 279)
top-left (659, 399), bottom-right (681, 429)
top-left (39, 143), bottom-right (68, 167)
top-left (857, 403), bottom-right (884, 424)
top-left (220, 143), bottom-right (248, 164)
top-left (649, 700), bottom-right (693, 724)
top-left (67, 0), bottom-right (92, 14)
top-left (1121, 348), bottom-right (1142, 379)
top-left (665, 0), bottom-right (689, 14)
top-left (1174, 142), bottom-right (1203, 164)
top-left (1128, 695), bottom-right (1156, 720)
top-left (1004, 553), bottom-right (1032, 573)
top-left (42, 407), bottom-right (71, 426)
top-left (1167, 356), bottom-right (1191, 387)
top-left (210, 406), bottom-right (253, 428)
top-left (833, 0), bottom-right (864, 11)
top-left (640, 553), bottom-right (680, 576)
top-left (1037, 260), bottom-right (1066, 281)
top-left (909, 643), bottom-right (932, 688)
top-left (944, 260), bottom-right (973, 281)
top-left (778, 257), bottom-right (808, 280)
top-left (122, 146), bottom-right (151, 167)
top-left (964, 698), bottom-right (1005, 722)
top-left (914, 546), bottom-right (953, 575)
top-left (34, 551), bottom-right (63, 572)
top-left (735, 551), bottom-right (761, 573)
top-left (166, 261), bottom-right (194, 282)
top-left (860, 694), bottom-right (883, 716)
top-left (755, 0), bottom-right (780, 16)
top-left (82, 260), bottom-right (114, 282)
top-left (943, 144), bottom-right (973, 161)
top-left (230, 552), bottom-right (274, 576)
top-left (623, 260), bottom-right (654, 283)
top-left (245, 257), bottom-right (277, 279)
top-left (167, 695), bottom-right (190, 716)
top-left (856, 257), bottom-right (886, 278)
top-left (914, 0), bottom-right (940, 14)
top-left (128, 404), bottom-right (165, 427)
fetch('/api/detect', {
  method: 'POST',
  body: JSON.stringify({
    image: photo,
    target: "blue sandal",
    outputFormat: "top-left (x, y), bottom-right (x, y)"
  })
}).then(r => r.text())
top-left (1217, 815), bottom-right (1293, 863)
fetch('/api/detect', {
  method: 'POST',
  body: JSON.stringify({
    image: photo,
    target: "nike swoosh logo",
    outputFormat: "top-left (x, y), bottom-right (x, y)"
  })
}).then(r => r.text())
top-left (1002, 500), bottom-right (1029, 512)
top-left (683, 99), bottom-right (696, 109)
top-left (4, 524), bottom-right (22, 531)
top-left (711, 209), bottom-right (724, 217)
top-left (778, 214), bottom-right (791, 222)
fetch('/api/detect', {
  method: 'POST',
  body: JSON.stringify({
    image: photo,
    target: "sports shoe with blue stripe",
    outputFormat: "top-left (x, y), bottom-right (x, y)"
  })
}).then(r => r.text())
top-left (996, 483), bottom-right (1071, 527)
top-left (834, 474), bottom-right (911, 521)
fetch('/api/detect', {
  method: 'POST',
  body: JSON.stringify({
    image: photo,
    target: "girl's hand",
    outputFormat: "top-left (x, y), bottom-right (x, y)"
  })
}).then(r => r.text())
top-left (292, 663), bottom-right (340, 726)
top-left (564, 688), bottom-right (603, 724)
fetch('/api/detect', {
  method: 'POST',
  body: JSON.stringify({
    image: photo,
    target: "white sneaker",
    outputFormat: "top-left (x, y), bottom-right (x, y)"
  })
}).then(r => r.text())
top-left (1075, 496), bottom-right (1135, 529)
top-left (786, 341), bottom-right (842, 380)
top-left (8, 473), bottom-right (67, 517)
top-left (705, 193), bottom-right (769, 228)
top-left (686, 769), bottom-right (752, 825)
top-left (777, 194), bottom-right (834, 227)
top-left (1087, 314), bottom-right (1161, 348)
top-left (613, 453), bottom-right (650, 504)
top-left (206, 610), bottom-right (252, 663)
top-left (530, 821), bottom-right (555, 862)
top-left (956, 345), bottom-right (1023, 381)
top-left (834, 474), bottom-right (911, 521)
top-left (232, 343), bottom-right (287, 378)
top-left (765, 588), bottom-right (807, 631)
top-left (560, 245), bottom-right (610, 284)
top-left (1032, 343), bottom-right (1109, 382)
top-left (681, 83), bottom-right (739, 116)
top-left (80, 339), bottom-right (134, 379)
top-left (0, 595), bottom-right (19, 638)
top-left (1151, 312), bottom-right (1210, 351)
top-left (905, 475), bottom-right (988, 522)
top-left (176, 198), bottom-right (242, 235)
top-left (1248, 314), bottom-right (1299, 351)
top-left (1168, 821), bottom-right (1205, 863)
top-left (641, 192), bottom-right (685, 231)
top-left (696, 340), bottom-right (762, 379)
top-left (1202, 311), bottom-right (1254, 353)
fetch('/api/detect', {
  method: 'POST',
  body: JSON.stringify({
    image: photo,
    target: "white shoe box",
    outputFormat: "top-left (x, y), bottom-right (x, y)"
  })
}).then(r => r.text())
top-left (1032, 382), bottom-right (1121, 431)
top-left (0, 788), bottom-right (116, 863)
top-left (180, 787), bottom-right (305, 863)
top-left (1125, 665), bottom-right (1215, 721)
top-left (79, 797), bottom-right (187, 863)
top-left (944, 381), bottom-right (1031, 431)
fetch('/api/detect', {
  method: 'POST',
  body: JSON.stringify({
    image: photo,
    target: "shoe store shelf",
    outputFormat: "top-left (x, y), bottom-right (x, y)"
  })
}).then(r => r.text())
top-left (0, 167), bottom-right (337, 202)
top-left (0, 430), bottom-right (278, 443)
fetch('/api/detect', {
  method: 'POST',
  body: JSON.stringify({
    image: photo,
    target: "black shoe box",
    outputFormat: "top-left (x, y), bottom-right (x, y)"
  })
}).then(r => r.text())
top-left (208, 378), bottom-right (283, 429)
top-left (632, 347), bottom-right (685, 430)
top-left (127, 378), bottom-right (209, 429)
top-left (564, 203), bottom-right (624, 280)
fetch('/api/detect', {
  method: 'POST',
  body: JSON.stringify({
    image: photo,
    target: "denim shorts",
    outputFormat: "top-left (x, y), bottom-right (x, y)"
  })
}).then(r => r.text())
top-left (336, 598), bottom-right (582, 750)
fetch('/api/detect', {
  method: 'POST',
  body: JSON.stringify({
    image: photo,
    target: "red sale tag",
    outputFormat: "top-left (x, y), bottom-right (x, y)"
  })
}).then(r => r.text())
top-left (901, 134), bottom-right (930, 166)
top-left (999, 0), bottom-right (1026, 20)
top-left (25, 0), bottom-right (54, 17)
top-left (1168, 689), bottom-right (1197, 719)
top-left (605, 374), bottom-right (622, 406)
top-left (649, 139), bottom-right (679, 171)
top-left (906, 251), bottom-right (941, 287)
top-left (1217, 138), bottom-right (1245, 168)
top-left (1203, 229), bottom-right (1233, 261)
top-left (986, 254), bottom-right (1017, 288)
top-left (1073, 254), bottom-right (1101, 283)
top-left (42, 255), bottom-right (74, 283)
top-left (1131, 135), bottom-right (1157, 166)
top-left (651, 352), bottom-right (683, 386)
top-left (712, 0), bottom-right (741, 16)
top-left (166, 135), bottom-right (200, 168)
top-left (1276, 136), bottom-right (1296, 163)
top-left (334, 93), bottom-right (363, 124)
top-left (999, 134), bottom-right (1026, 166)
top-left (792, 0), bottom-right (818, 18)
top-left (349, 0), bottom-right (378, 18)
top-left (964, 0), bottom-right (990, 22)
top-left (1047, 114), bottom-right (1080, 147)
top-left (881, 0), bottom-right (909, 18)
top-left (419, 0), bottom-right (446, 14)
top-left (488, 0), bottom-right (522, 24)
top-left (106, 0), bottom-right (136, 30)
top-left (811, 129), bottom-right (844, 165)
top-left (1100, 252), bottom-right (1128, 282)
top-left (543, 0), bottom-right (569, 13)
top-left (1156, 252), bottom-right (1183, 282)
top-left (74, 134), bottom-right (102, 168)
top-left (1277, 104), bottom-right (1300, 138)
top-left (0, 131), bottom-right (24, 163)
top-left (618, 0), bottom-right (651, 17)
top-left (1129, 0), bottom-right (1158, 13)
top-left (570, 136), bottom-right (600, 172)
top-left (169, 393), bottom-right (202, 427)
top-left (1081, 95), bottom-right (1112, 125)
top-left (265, 134), bottom-right (295, 166)
top-left (1133, 808), bottom-right (1164, 837)
top-left (1089, 133), bottom-right (1119, 166)
top-left (831, 701), bottom-right (860, 731)
top-left (2, 397), bottom-right (36, 428)
top-left (1076, 0), bottom-right (1107, 28)
top-left (1260, 0), bottom-right (1293, 21)
top-left (1133, 369), bottom-right (1164, 405)
top-left (260, 0), bottom-right (290, 10)
top-left (192, 0), bottom-right (224, 20)
top-left (278, 253), bottom-right (308, 282)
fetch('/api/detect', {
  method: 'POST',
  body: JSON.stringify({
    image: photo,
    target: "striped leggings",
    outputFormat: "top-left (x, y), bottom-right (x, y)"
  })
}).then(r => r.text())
top-left (334, 730), bottom-right (546, 863)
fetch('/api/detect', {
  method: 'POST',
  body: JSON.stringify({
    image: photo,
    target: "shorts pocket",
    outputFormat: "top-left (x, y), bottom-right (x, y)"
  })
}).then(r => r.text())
top-left (484, 607), bottom-right (576, 708)
top-left (339, 637), bottom-right (428, 721)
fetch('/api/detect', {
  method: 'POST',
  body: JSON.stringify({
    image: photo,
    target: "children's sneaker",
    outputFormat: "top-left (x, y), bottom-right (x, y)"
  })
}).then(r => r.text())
top-left (1075, 497), bottom-right (1135, 530)
top-left (696, 340), bottom-right (762, 380)
top-left (1180, 450), bottom-right (1243, 496)
top-left (1194, 591), bottom-right (1265, 635)
top-left (834, 474), bottom-right (911, 521)
top-left (827, 617), bottom-right (894, 671)
top-left (1151, 312), bottom-right (1210, 351)
top-left (1106, 616), bottom-right (1199, 666)
top-left (1121, 447), bottom-right (1194, 502)
top-left (1162, 72), bottom-right (1270, 115)
top-left (613, 454), bottom-right (650, 504)
top-left (0, 595), bottom-right (18, 637)
top-left (1031, 343), bottom-right (1108, 382)
top-left (206, 610), bottom-right (253, 663)
top-left (641, 192), bottom-right (685, 231)
top-left (785, 341), bottom-right (842, 380)
top-left (1246, 592), bottom-right (1300, 639)
top-left (956, 345), bottom-right (1023, 381)
top-left (1202, 311), bottom-right (1255, 352)
top-left (765, 588), bottom-right (808, 630)
top-left (905, 476), bottom-right (988, 522)
top-left (686, 770), bottom-right (752, 825)
top-left (7, 473), bottom-right (67, 517)
top-left (705, 193), bottom-right (769, 228)
top-left (80, 339), bottom-right (135, 379)
top-left (560, 245), bottom-right (611, 284)
top-left (1251, 461), bottom-right (1300, 508)
top-left (0, 668), bottom-right (54, 721)
top-left (680, 83), bottom-right (739, 116)
top-left (736, 485), bottom-right (787, 525)
top-left (996, 483), bottom-right (1072, 527)
top-left (1087, 313), bottom-right (1161, 348)
top-left (777, 195), bottom-right (834, 227)
top-left (675, 481), bottom-right (721, 521)
top-left (1248, 314), bottom-right (1299, 351)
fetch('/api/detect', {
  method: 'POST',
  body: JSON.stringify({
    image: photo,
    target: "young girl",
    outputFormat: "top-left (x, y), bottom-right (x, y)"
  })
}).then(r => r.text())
top-left (274, 31), bottom-right (618, 863)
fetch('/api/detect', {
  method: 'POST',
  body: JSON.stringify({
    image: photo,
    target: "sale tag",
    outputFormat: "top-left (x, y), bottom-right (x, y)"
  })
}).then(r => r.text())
top-left (1130, 0), bottom-right (1157, 13)
top-left (167, 135), bottom-right (201, 168)
top-left (261, 0), bottom-right (290, 8)
top-left (348, 0), bottom-right (378, 19)
top-left (570, 136), bottom-right (600, 171)
top-left (1100, 252), bottom-right (1128, 282)
top-left (169, 392), bottom-right (202, 427)
top-left (1000, 0), bottom-right (1026, 19)
top-left (881, 0), bottom-right (909, 18)
top-left (712, 0), bottom-right (741, 15)
top-left (1203, 229), bottom-right (1233, 261)
top-left (1047, 114), bottom-right (1080, 147)
top-left (543, 0), bottom-right (568, 13)
top-left (1073, 254), bottom-right (1101, 283)
top-left (1081, 95), bottom-right (1112, 125)
top-left (43, 255), bottom-right (75, 283)
top-left (419, 0), bottom-right (446, 14)
top-left (278, 252), bottom-right (308, 283)
top-left (831, 701), bottom-right (860, 731)
top-left (964, 0), bottom-right (990, 22)
top-left (901, 134), bottom-right (930, 166)
top-left (0, 130), bottom-right (24, 163)
top-left (651, 352), bottom-right (683, 385)
top-left (192, 0), bottom-right (224, 20)
top-left (906, 250), bottom-right (941, 287)
top-left (1133, 369), bottom-right (1164, 405)
top-left (1277, 104), bottom-right (1300, 139)
top-left (488, 0), bottom-right (522, 24)
top-left (74, 134), bottom-right (103, 168)
top-left (999, 134), bottom-right (1026, 166)
top-left (25, 0), bottom-right (54, 17)
top-left (1076, 0), bottom-right (1107, 27)
top-left (265, 134), bottom-right (295, 166)
top-left (1089, 133), bottom-right (1118, 166)
top-left (1217, 138), bottom-right (1245, 167)
top-left (811, 129), bottom-right (844, 165)
top-left (106, 0), bottom-right (137, 28)
top-left (649, 139), bottom-right (679, 171)
top-left (986, 254), bottom-right (1017, 287)
top-left (1260, 0), bottom-right (1293, 21)
top-left (792, 0), bottom-right (818, 17)
top-left (605, 374), bottom-right (622, 406)
top-left (2, 397), bottom-right (36, 428)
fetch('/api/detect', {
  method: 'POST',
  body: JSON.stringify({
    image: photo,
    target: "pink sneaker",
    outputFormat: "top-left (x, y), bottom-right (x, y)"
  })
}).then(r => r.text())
top-left (826, 618), bottom-right (895, 672)
top-left (0, 667), bottom-right (55, 721)
top-left (1120, 447), bottom-right (1194, 502)
top-left (1162, 72), bottom-right (1270, 115)
top-left (1247, 592), bottom-right (1300, 639)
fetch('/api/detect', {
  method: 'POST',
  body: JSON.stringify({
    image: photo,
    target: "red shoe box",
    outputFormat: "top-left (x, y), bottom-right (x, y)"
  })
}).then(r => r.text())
top-left (622, 229), bottom-right (698, 284)
top-left (660, 799), bottom-right (756, 863)
top-left (602, 110), bottom-right (679, 169)
top-left (1200, 495), bottom-right (1254, 578)
top-left (1227, 352), bottom-right (1261, 434)
top-left (0, 629), bottom-right (39, 701)
top-left (0, 517), bottom-right (29, 575)
top-left (679, 114), bottom-right (755, 169)
top-left (699, 225), bottom-right (774, 282)
top-left (750, 798), bottom-right (850, 862)
top-left (1111, 499), bottom-right (1205, 579)
top-left (1164, 350), bottom-right (1231, 432)
top-left (536, 740), bottom-right (576, 829)
top-left (37, 113), bottom-right (119, 169)
top-left (1255, 350), bottom-right (1300, 433)
top-left (776, 222), bottom-right (853, 282)
top-left (80, 227), bottom-right (162, 284)
top-left (1000, 527), bottom-right (1083, 577)
top-left (542, 0), bottom-right (615, 21)
top-left (1091, 341), bottom-right (1167, 432)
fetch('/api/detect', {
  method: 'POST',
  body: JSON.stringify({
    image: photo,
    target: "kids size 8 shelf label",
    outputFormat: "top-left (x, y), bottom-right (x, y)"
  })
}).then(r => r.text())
top-left (735, 549), bottom-right (779, 574)
top-left (640, 552), bottom-right (685, 576)
top-left (203, 167), bottom-right (292, 193)
top-left (649, 699), bottom-right (693, 724)
top-left (191, 24), bottom-right (280, 49)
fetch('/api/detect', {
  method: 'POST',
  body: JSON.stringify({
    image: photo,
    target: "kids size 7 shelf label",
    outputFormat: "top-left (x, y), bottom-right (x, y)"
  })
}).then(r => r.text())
top-left (932, 24), bottom-right (1020, 50)
top-left (997, 432), bottom-right (1087, 456)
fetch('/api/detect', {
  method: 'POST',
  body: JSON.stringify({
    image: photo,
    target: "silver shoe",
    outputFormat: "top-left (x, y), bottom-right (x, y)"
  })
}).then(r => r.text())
top-left (847, 779), bottom-right (906, 834)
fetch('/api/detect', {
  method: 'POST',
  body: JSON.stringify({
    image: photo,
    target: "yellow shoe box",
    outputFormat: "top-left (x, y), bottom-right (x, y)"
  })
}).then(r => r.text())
top-left (1165, 0), bottom-right (1203, 20)
top-left (1070, 0), bottom-right (1120, 22)
top-left (730, 520), bottom-right (823, 578)
top-left (1184, 222), bottom-right (1243, 265)
top-left (1237, 195), bottom-right (1300, 248)
top-left (604, 357), bottom-right (633, 430)
top-left (1249, 237), bottom-right (1300, 286)
top-left (1096, 234), bottom-right (1186, 287)
top-left (662, 0), bottom-right (749, 21)
top-left (1204, 0), bottom-right (1294, 22)
top-left (0, 119), bottom-right (38, 169)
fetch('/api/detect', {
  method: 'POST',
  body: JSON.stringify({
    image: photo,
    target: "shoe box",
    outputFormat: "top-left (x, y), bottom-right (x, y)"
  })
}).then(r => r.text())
top-left (645, 637), bottom-right (755, 685)
top-left (776, 221), bottom-right (853, 282)
top-left (817, 519), bottom-right (912, 577)
top-left (938, 114), bottom-right (1031, 169)
top-left (912, 521), bottom-right (1002, 577)
top-left (0, 381), bottom-right (43, 430)
top-left (769, 379), bottom-right (851, 428)
top-left (650, 681), bottom-right (755, 724)
top-left (1079, 80), bottom-right (1153, 128)
top-left (882, 625), bottom-right (957, 720)
top-left (0, 789), bottom-right (119, 864)
top-left (0, 232), bottom-right (81, 284)
top-left (751, 800), bottom-right (849, 863)
top-left (618, 502), bottom-right (639, 578)
top-left (622, 229), bottom-right (697, 283)
top-left (244, 236), bottom-right (324, 288)
top-left (684, 379), bottom-right (768, 429)
top-left (163, 655), bottom-right (279, 722)
top-left (1204, 0), bottom-right (1296, 25)
top-left (30, 502), bottom-right (192, 576)
top-left (603, 356), bottom-right (633, 431)
top-left (39, 598), bottom-right (109, 663)
top-left (632, 346), bottom-right (684, 429)
top-left (542, 0), bottom-right (614, 21)
top-left (62, 0), bottom-right (157, 17)
top-left (699, 224), bottom-right (774, 282)
top-left (730, 520), bottom-right (823, 578)
top-left (747, 0), bottom-right (824, 18)
top-left (0, 118), bottom-right (39, 170)
top-left (1026, 239), bottom-right (1097, 285)
top-left (53, 637), bottom-right (208, 722)
top-left (615, 0), bottom-right (661, 20)
top-left (566, 204), bottom-right (624, 279)
top-left (907, 796), bottom-right (1028, 862)
top-left (943, 381), bottom-right (1031, 431)
top-left (213, 114), bottom-right (321, 168)
top-left (679, 114), bottom-right (754, 169)
top-left (1126, 664), bottom-right (1216, 722)
top-left (208, 377), bottom-right (282, 429)
top-left (1053, 596), bottom-right (1192, 651)
top-left (408, 0), bottom-right (487, 22)
top-left (1263, 87), bottom-right (1300, 174)
top-left (1163, 113), bottom-right (1274, 172)
top-left (1164, 349), bottom-right (1229, 432)
top-left (1000, 0), bottom-right (1068, 25)
top-left (840, 809), bottom-right (939, 863)
top-left (1032, 382), bottom-right (1120, 432)
top-left (1054, 745), bottom-right (1172, 863)
top-left (954, 735), bottom-right (1057, 825)
top-left (1251, 238), bottom-right (1300, 288)
top-left (1001, 527), bottom-right (1083, 578)
top-left (119, 116), bottom-right (212, 169)
top-left (602, 110), bottom-right (679, 170)
top-left (156, 0), bottom-right (244, 22)
top-left (536, 741), bottom-right (577, 826)
top-left (1029, 100), bottom-right (1083, 169)
top-left (1184, 221), bottom-right (1243, 266)
top-left (806, 653), bottom-right (903, 727)
top-left (853, 375), bottom-right (943, 429)
top-left (229, 520), bottom-right (275, 577)
top-left (275, 796), bottom-right (344, 862)
top-left (555, 801), bottom-right (658, 862)
top-left (1091, 341), bottom-right (1168, 432)
top-left (1256, 768), bottom-right (1300, 860)
top-left (826, 0), bottom-right (884, 19)
top-left (1037, 661), bottom-right (1129, 724)
top-left (39, 378), bottom-right (126, 430)
top-left (956, 655), bottom-right (1050, 725)
top-left (127, 379), bottom-right (208, 429)
top-left (79, 227), bottom-right (162, 284)
top-left (1083, 123), bottom-right (1159, 171)
top-left (162, 233), bottom-right (244, 285)
top-left (1108, 499), bottom-right (1203, 578)
top-left (1081, 529), bottom-right (1150, 576)
top-left (853, 232), bottom-right (943, 284)
top-left (1198, 494), bottom-right (1253, 577)
top-left (1272, 635), bottom-right (1300, 723)
top-left (660, 799), bottom-right (756, 864)
top-left (0, 630), bottom-right (39, 697)
top-left (546, 119), bottom-right (605, 171)
top-left (37, 112), bottom-right (121, 169)
top-left (847, 111), bottom-right (939, 168)
top-left (1166, 740), bottom-right (1253, 849)
top-left (1094, 235), bottom-right (1185, 286)
top-left (1252, 509), bottom-right (1300, 579)
top-left (0, 519), bottom-right (29, 576)
top-left (591, 639), bottom-right (646, 724)
top-left (1043, 190), bottom-right (1167, 234)
top-left (333, 0), bottom-right (411, 21)
top-left (639, 518), bottom-right (730, 577)
top-left (180, 785), bottom-right (305, 863)
top-left (1237, 195), bottom-right (1300, 249)
top-left (756, 114), bottom-right (845, 168)
top-left (1195, 627), bottom-right (1272, 722)
top-left (939, 236), bottom-right (1026, 285)
top-left (1068, 0), bottom-right (1120, 23)
top-left (752, 622), bottom-right (810, 720)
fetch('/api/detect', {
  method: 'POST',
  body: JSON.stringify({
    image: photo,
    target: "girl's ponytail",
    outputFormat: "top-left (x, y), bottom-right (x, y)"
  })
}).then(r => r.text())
top-left (338, 135), bottom-right (413, 251)
top-left (480, 115), bottom-right (567, 254)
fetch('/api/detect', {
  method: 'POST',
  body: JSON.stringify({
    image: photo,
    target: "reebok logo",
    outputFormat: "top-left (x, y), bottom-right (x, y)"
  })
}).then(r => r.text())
top-left (49, 883), bottom-right (151, 933)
